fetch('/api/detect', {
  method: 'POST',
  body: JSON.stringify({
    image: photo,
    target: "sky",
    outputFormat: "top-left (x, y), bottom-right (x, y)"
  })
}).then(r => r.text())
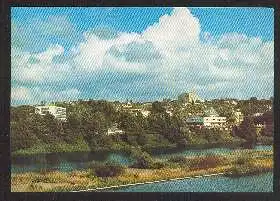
top-left (11, 7), bottom-right (274, 105)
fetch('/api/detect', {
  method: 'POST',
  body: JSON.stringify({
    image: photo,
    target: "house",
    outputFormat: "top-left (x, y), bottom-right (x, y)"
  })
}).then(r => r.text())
top-left (122, 101), bottom-right (133, 109)
top-left (254, 111), bottom-right (273, 136)
top-left (35, 105), bottom-right (67, 121)
top-left (253, 113), bottom-right (264, 117)
top-left (107, 123), bottom-right (124, 135)
top-left (141, 110), bottom-right (151, 117)
top-left (166, 110), bottom-right (173, 116)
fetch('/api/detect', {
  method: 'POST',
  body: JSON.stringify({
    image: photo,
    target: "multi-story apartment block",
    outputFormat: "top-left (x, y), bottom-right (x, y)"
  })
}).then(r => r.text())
top-left (35, 105), bottom-right (67, 121)
top-left (186, 107), bottom-right (226, 128)
top-left (186, 115), bottom-right (227, 128)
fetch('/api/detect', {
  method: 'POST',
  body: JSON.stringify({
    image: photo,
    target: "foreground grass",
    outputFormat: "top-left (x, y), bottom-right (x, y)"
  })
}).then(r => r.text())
top-left (11, 150), bottom-right (273, 192)
top-left (11, 166), bottom-right (231, 192)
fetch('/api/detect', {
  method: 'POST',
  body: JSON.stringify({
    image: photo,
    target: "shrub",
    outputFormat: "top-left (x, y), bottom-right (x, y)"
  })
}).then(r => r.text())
top-left (225, 163), bottom-right (260, 177)
top-left (168, 155), bottom-right (188, 164)
top-left (151, 161), bottom-right (167, 169)
top-left (130, 152), bottom-right (154, 169)
top-left (93, 161), bottom-right (125, 177)
top-left (236, 156), bottom-right (250, 165)
top-left (189, 154), bottom-right (223, 170)
top-left (27, 183), bottom-right (43, 192)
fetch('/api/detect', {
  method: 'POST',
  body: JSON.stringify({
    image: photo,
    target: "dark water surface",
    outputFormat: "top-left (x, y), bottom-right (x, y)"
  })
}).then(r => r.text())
top-left (109, 172), bottom-right (273, 192)
top-left (11, 145), bottom-right (272, 173)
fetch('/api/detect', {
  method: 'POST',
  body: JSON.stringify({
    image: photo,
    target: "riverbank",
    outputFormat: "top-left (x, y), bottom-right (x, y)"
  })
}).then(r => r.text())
top-left (72, 172), bottom-right (227, 192)
top-left (12, 136), bottom-right (272, 157)
top-left (11, 150), bottom-right (272, 192)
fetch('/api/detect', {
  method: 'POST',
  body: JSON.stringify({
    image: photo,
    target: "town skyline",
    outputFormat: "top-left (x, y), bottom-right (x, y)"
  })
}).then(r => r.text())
top-left (11, 7), bottom-right (274, 105)
top-left (11, 90), bottom-right (274, 107)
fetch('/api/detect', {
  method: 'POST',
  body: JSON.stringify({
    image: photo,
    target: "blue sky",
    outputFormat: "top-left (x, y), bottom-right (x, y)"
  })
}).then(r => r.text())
top-left (11, 7), bottom-right (274, 105)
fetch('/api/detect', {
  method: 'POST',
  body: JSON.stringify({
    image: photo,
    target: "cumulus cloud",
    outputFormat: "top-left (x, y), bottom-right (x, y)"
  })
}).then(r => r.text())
top-left (11, 87), bottom-right (31, 101)
top-left (143, 7), bottom-right (201, 51)
top-left (11, 7), bottom-right (274, 105)
top-left (12, 44), bottom-right (70, 83)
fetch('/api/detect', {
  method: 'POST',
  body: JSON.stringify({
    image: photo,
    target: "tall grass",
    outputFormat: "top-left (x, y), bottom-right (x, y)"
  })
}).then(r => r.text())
top-left (12, 151), bottom-right (273, 192)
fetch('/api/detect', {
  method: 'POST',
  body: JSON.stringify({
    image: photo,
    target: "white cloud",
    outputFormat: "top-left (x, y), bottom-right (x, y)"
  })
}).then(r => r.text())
top-left (12, 44), bottom-right (69, 83)
top-left (35, 44), bottom-right (64, 64)
top-left (143, 7), bottom-right (200, 51)
top-left (72, 32), bottom-right (143, 71)
top-left (11, 87), bottom-right (31, 101)
top-left (11, 7), bottom-right (274, 104)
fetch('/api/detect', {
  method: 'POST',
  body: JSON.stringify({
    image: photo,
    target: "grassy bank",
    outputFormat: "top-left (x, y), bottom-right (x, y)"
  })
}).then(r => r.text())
top-left (12, 142), bottom-right (91, 156)
top-left (12, 137), bottom-right (261, 157)
top-left (11, 150), bottom-right (273, 192)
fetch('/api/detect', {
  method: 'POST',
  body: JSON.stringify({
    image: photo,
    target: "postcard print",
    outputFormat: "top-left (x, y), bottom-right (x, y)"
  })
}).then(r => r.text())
top-left (11, 7), bottom-right (274, 192)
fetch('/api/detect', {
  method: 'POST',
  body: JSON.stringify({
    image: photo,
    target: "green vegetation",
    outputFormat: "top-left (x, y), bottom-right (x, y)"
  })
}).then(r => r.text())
top-left (225, 156), bottom-right (273, 177)
top-left (11, 98), bottom-right (272, 156)
top-left (92, 161), bottom-right (125, 177)
top-left (11, 150), bottom-right (273, 192)
top-left (235, 116), bottom-right (257, 145)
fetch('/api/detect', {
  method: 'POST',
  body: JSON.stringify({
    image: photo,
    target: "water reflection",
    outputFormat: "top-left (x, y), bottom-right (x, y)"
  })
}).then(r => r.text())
top-left (11, 145), bottom-right (272, 173)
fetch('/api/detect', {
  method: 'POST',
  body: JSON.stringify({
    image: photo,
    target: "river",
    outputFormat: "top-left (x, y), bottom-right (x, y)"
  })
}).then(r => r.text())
top-left (108, 172), bottom-right (273, 192)
top-left (11, 145), bottom-right (272, 173)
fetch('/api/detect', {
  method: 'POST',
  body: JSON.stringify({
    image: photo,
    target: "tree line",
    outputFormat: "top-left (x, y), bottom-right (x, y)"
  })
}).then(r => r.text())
top-left (11, 99), bottom-right (272, 153)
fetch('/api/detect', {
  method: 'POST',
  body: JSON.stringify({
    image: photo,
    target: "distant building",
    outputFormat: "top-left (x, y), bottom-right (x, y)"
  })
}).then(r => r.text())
top-left (35, 105), bottom-right (67, 121)
top-left (166, 110), bottom-right (173, 116)
top-left (203, 116), bottom-right (227, 127)
top-left (233, 110), bottom-right (244, 124)
top-left (141, 102), bottom-right (153, 110)
top-left (107, 123), bottom-right (124, 135)
top-left (178, 90), bottom-right (204, 105)
top-left (186, 115), bottom-right (226, 128)
top-left (186, 116), bottom-right (204, 126)
top-left (122, 101), bottom-right (133, 109)
top-left (253, 113), bottom-right (264, 117)
top-left (141, 110), bottom-right (151, 117)
top-left (204, 107), bottom-right (219, 117)
top-left (253, 111), bottom-right (273, 136)
top-left (186, 107), bottom-right (226, 128)
top-left (224, 100), bottom-right (238, 105)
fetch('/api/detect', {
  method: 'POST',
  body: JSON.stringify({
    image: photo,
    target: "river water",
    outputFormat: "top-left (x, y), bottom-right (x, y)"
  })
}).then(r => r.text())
top-left (109, 172), bottom-right (273, 192)
top-left (11, 145), bottom-right (272, 173)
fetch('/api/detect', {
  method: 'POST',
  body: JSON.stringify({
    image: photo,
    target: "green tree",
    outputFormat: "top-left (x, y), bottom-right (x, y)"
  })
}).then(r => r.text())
top-left (151, 101), bottom-right (165, 113)
top-left (238, 116), bottom-right (257, 146)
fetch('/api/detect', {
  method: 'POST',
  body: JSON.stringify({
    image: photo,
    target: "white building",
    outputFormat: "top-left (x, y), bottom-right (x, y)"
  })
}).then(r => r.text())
top-left (186, 107), bottom-right (226, 128)
top-left (203, 107), bottom-right (226, 127)
top-left (141, 110), bottom-right (151, 117)
top-left (35, 105), bottom-right (67, 121)
top-left (203, 116), bottom-right (227, 127)
top-left (107, 123), bottom-right (124, 135)
top-left (178, 90), bottom-right (204, 105)
top-left (186, 116), bottom-right (226, 128)
top-left (122, 101), bottom-right (133, 109)
top-left (253, 113), bottom-right (264, 117)
top-left (166, 110), bottom-right (173, 116)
